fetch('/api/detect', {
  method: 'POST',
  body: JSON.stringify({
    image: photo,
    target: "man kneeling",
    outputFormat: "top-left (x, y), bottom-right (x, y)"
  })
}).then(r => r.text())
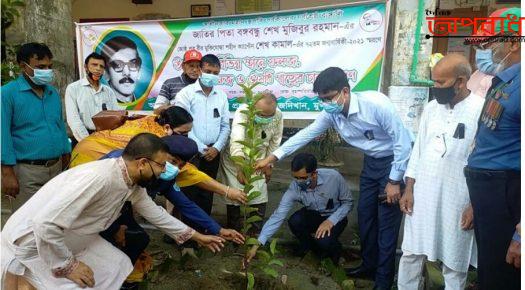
top-left (246, 153), bottom-right (353, 265)
top-left (1, 133), bottom-right (224, 290)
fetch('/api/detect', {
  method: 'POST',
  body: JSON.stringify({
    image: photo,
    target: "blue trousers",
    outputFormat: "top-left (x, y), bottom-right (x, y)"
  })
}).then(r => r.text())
top-left (465, 167), bottom-right (521, 290)
top-left (288, 207), bottom-right (348, 264)
top-left (358, 155), bottom-right (402, 289)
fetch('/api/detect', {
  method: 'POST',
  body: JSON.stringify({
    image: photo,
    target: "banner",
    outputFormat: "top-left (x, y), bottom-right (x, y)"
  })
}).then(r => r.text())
top-left (76, 1), bottom-right (389, 119)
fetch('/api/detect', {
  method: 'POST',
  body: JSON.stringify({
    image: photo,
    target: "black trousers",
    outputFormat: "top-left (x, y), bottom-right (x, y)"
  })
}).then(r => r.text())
top-left (100, 202), bottom-right (150, 265)
top-left (226, 203), bottom-right (267, 235)
top-left (465, 167), bottom-right (521, 290)
top-left (288, 207), bottom-right (348, 264)
top-left (181, 153), bottom-right (221, 232)
top-left (358, 155), bottom-right (402, 289)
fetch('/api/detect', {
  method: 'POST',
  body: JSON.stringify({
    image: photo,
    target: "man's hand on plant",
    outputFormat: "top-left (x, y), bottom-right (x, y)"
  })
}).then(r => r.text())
top-left (219, 228), bottom-right (245, 245)
top-left (227, 187), bottom-right (247, 204)
top-left (203, 146), bottom-right (219, 161)
top-left (244, 244), bottom-right (260, 265)
top-left (263, 165), bottom-right (273, 183)
top-left (66, 261), bottom-right (95, 288)
top-left (315, 219), bottom-right (334, 239)
top-left (254, 155), bottom-right (277, 173)
top-left (236, 170), bottom-right (247, 185)
top-left (191, 232), bottom-right (225, 253)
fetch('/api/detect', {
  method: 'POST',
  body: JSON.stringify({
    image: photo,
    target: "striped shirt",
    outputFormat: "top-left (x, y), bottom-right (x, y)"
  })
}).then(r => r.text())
top-left (154, 74), bottom-right (193, 109)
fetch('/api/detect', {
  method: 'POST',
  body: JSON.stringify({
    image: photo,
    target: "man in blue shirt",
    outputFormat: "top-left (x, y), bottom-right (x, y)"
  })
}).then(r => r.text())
top-left (256, 67), bottom-right (413, 289)
top-left (464, 16), bottom-right (521, 289)
top-left (174, 54), bottom-right (230, 221)
top-left (1, 43), bottom-right (71, 211)
top-left (246, 153), bottom-right (353, 265)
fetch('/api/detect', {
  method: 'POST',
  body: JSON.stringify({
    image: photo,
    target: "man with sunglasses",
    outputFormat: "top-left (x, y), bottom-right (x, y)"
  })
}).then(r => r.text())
top-left (256, 67), bottom-right (413, 290)
top-left (101, 36), bottom-right (142, 103)
top-left (397, 54), bottom-right (483, 289)
top-left (246, 153), bottom-right (353, 265)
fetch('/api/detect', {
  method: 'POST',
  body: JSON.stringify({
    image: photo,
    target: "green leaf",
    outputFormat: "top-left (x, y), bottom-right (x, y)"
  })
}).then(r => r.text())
top-left (268, 259), bottom-right (284, 267)
top-left (270, 239), bottom-right (277, 255)
top-left (246, 237), bottom-right (260, 246)
top-left (247, 272), bottom-right (255, 290)
top-left (237, 97), bottom-right (246, 104)
top-left (246, 215), bottom-right (262, 224)
top-left (256, 249), bottom-right (271, 261)
top-left (236, 140), bottom-right (253, 148)
top-left (243, 184), bottom-right (254, 194)
top-left (242, 206), bottom-right (259, 215)
top-left (249, 175), bottom-right (265, 183)
top-left (263, 267), bottom-right (279, 278)
top-left (242, 223), bottom-right (253, 233)
top-left (248, 191), bottom-right (261, 201)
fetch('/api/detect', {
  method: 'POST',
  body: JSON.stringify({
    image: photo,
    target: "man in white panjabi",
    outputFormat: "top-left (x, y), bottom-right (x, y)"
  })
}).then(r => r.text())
top-left (1, 133), bottom-right (225, 290)
top-left (217, 92), bottom-right (283, 233)
top-left (397, 54), bottom-right (483, 290)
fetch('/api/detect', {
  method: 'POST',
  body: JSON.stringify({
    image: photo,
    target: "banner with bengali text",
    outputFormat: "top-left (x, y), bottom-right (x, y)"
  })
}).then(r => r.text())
top-left (76, 1), bottom-right (389, 119)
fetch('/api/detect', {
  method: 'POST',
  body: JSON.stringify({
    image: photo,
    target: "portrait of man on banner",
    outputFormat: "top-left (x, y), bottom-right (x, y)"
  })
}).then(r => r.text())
top-left (97, 33), bottom-right (154, 105)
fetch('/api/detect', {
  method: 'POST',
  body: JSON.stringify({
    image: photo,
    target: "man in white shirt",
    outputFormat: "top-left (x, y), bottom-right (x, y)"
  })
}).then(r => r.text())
top-left (1, 133), bottom-right (225, 290)
top-left (174, 54), bottom-right (230, 217)
top-left (65, 52), bottom-right (120, 143)
top-left (397, 54), bottom-right (483, 289)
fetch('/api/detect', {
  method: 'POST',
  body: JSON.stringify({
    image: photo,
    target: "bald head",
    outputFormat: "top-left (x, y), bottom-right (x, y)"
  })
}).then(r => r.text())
top-left (431, 53), bottom-right (472, 106)
top-left (433, 53), bottom-right (472, 81)
top-left (255, 91), bottom-right (277, 117)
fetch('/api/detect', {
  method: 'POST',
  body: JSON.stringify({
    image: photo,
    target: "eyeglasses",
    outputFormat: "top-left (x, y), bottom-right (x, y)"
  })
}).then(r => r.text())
top-left (109, 59), bottom-right (141, 73)
top-left (147, 158), bottom-right (167, 170)
top-left (319, 91), bottom-right (342, 104)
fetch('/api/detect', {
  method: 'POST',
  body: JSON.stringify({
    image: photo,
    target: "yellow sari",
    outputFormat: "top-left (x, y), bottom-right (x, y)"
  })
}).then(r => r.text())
top-left (70, 116), bottom-right (210, 187)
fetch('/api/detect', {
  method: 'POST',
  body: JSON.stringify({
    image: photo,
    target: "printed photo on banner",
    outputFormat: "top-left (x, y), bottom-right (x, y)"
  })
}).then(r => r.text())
top-left (95, 30), bottom-right (155, 105)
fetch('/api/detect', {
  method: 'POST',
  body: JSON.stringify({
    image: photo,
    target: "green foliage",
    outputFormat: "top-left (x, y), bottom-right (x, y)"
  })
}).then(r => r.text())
top-left (1, 0), bottom-right (25, 28)
top-left (236, 83), bottom-right (284, 289)
top-left (1, 0), bottom-right (25, 84)
top-left (320, 258), bottom-right (348, 286)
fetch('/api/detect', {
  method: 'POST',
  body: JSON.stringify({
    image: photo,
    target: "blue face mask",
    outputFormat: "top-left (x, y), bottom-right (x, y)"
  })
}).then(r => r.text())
top-left (254, 115), bottom-right (274, 124)
top-left (296, 178), bottom-right (312, 191)
top-left (475, 48), bottom-right (498, 76)
top-left (322, 91), bottom-right (344, 114)
top-left (159, 161), bottom-right (180, 181)
top-left (25, 62), bottom-right (54, 85)
top-left (200, 73), bottom-right (219, 88)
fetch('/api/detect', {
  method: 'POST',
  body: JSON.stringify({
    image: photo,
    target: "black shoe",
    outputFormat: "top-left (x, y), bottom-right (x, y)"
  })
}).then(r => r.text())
top-left (121, 282), bottom-right (139, 290)
top-left (344, 266), bottom-right (375, 280)
top-left (372, 286), bottom-right (388, 290)
top-left (163, 234), bottom-right (175, 244)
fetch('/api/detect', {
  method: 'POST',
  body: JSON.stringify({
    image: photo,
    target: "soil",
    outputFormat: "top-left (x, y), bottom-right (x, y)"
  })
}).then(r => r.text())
top-left (138, 229), bottom-right (371, 290)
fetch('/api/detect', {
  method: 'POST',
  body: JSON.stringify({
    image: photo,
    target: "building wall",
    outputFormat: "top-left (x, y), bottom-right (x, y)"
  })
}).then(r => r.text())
top-left (71, 0), bottom-right (364, 21)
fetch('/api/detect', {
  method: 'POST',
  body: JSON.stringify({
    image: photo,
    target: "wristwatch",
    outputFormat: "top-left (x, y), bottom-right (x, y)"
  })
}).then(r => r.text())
top-left (387, 178), bottom-right (401, 185)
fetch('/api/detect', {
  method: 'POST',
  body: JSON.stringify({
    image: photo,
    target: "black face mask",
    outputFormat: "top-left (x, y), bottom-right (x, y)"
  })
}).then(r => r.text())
top-left (137, 160), bottom-right (159, 188)
top-left (430, 80), bottom-right (457, 105)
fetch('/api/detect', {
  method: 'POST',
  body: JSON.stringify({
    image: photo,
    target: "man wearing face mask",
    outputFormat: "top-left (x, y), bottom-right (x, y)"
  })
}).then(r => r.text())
top-left (65, 52), bottom-right (120, 144)
top-left (466, 8), bottom-right (520, 98)
top-left (246, 153), bottom-right (353, 265)
top-left (99, 135), bottom-right (245, 288)
top-left (174, 54), bottom-right (230, 218)
top-left (397, 54), bottom-right (483, 290)
top-left (464, 8), bottom-right (521, 289)
top-left (153, 49), bottom-right (202, 114)
top-left (256, 67), bottom-right (413, 290)
top-left (1, 133), bottom-right (225, 290)
top-left (1, 43), bottom-right (71, 211)
top-left (218, 91), bottom-right (284, 234)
